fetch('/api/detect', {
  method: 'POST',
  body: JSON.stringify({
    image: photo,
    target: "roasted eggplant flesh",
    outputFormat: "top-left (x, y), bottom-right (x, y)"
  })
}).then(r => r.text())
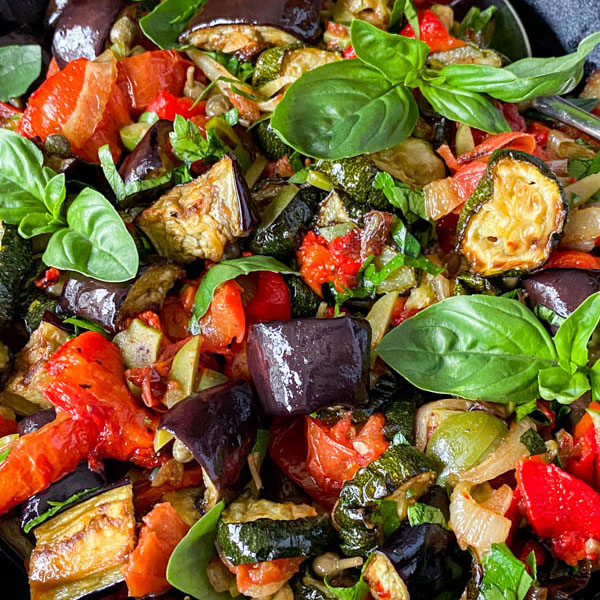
top-left (524, 268), bottom-right (600, 318)
top-left (372, 522), bottom-right (470, 600)
top-left (21, 461), bottom-right (106, 533)
top-left (180, 0), bottom-right (321, 55)
top-left (457, 149), bottom-right (567, 277)
top-left (60, 264), bottom-right (183, 332)
top-left (52, 0), bottom-right (125, 69)
top-left (28, 483), bottom-right (135, 600)
top-left (159, 381), bottom-right (258, 491)
top-left (247, 316), bottom-right (371, 417)
top-left (138, 155), bottom-right (257, 263)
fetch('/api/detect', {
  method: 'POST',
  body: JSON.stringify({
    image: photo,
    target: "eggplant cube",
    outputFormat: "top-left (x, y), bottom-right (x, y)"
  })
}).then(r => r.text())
top-left (180, 0), bottom-right (321, 58)
top-left (137, 155), bottom-right (256, 263)
top-left (247, 316), bottom-right (371, 416)
top-left (28, 484), bottom-right (136, 600)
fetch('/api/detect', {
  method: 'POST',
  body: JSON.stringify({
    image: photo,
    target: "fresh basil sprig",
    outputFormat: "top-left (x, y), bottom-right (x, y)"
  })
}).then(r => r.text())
top-left (378, 292), bottom-right (600, 405)
top-left (478, 543), bottom-right (534, 600)
top-left (189, 255), bottom-right (297, 333)
top-left (0, 45), bottom-right (42, 102)
top-left (0, 130), bottom-right (139, 283)
top-left (273, 18), bottom-right (600, 160)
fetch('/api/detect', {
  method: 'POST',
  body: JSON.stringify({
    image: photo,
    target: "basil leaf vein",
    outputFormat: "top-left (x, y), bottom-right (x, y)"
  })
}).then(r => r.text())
top-left (0, 45), bottom-right (42, 102)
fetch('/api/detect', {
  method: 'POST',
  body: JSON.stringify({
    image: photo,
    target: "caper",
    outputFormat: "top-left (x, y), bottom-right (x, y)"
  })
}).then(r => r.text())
top-left (110, 16), bottom-right (137, 48)
top-left (172, 438), bottom-right (194, 463)
top-left (205, 94), bottom-right (232, 118)
top-left (44, 134), bottom-right (71, 157)
top-left (184, 66), bottom-right (206, 99)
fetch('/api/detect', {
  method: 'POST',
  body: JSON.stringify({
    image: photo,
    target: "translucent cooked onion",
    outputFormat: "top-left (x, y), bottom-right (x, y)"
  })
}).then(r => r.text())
top-left (458, 417), bottom-right (535, 484)
top-left (560, 206), bottom-right (600, 252)
top-left (415, 399), bottom-right (476, 451)
top-left (547, 130), bottom-right (596, 159)
top-left (450, 482), bottom-right (512, 559)
top-left (424, 178), bottom-right (463, 221)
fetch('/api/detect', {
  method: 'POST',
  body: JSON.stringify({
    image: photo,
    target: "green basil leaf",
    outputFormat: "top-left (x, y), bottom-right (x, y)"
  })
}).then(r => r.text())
top-left (139, 0), bottom-right (207, 49)
top-left (0, 129), bottom-right (54, 224)
top-left (441, 31), bottom-right (600, 103)
top-left (271, 60), bottom-right (418, 160)
top-left (167, 500), bottom-right (229, 599)
top-left (553, 292), bottom-right (600, 370)
top-left (350, 19), bottom-right (429, 83)
top-left (519, 428), bottom-right (547, 455)
top-left (407, 503), bottom-right (448, 528)
top-left (373, 171), bottom-right (427, 223)
top-left (377, 295), bottom-right (558, 404)
top-left (43, 189), bottom-right (139, 283)
top-left (63, 316), bottom-right (111, 337)
top-left (454, 6), bottom-right (497, 38)
top-left (43, 173), bottom-right (67, 217)
top-left (190, 255), bottom-right (297, 331)
top-left (203, 51), bottom-right (255, 83)
top-left (538, 367), bottom-right (591, 404)
top-left (18, 212), bottom-right (63, 239)
top-left (389, 0), bottom-right (407, 31)
top-left (392, 219), bottom-right (421, 258)
top-left (477, 543), bottom-right (533, 600)
top-left (169, 114), bottom-right (228, 165)
top-left (591, 359), bottom-right (600, 403)
top-left (419, 80), bottom-right (510, 133)
top-left (534, 304), bottom-right (566, 329)
top-left (0, 45), bottom-right (42, 102)
top-left (515, 399), bottom-right (538, 422)
top-left (371, 499), bottom-right (402, 537)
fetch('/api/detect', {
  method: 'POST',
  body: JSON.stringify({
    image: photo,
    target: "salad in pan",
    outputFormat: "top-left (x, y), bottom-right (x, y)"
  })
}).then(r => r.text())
top-left (2, 0), bottom-right (600, 598)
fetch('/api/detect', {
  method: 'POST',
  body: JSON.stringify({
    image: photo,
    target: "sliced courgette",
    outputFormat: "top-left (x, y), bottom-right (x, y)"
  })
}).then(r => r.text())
top-left (333, 445), bottom-right (438, 557)
top-left (284, 275), bottom-right (321, 318)
top-left (253, 43), bottom-right (305, 87)
top-left (457, 149), bottom-right (568, 277)
top-left (254, 119), bottom-right (295, 160)
top-left (217, 497), bottom-right (334, 565)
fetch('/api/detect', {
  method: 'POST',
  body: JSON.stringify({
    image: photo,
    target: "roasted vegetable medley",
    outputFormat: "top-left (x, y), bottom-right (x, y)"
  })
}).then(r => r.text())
top-left (4, 0), bottom-right (600, 599)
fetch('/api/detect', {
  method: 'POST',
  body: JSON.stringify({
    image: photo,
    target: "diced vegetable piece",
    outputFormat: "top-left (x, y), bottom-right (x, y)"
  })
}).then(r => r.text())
top-left (138, 155), bottom-right (257, 263)
top-left (457, 149), bottom-right (568, 276)
top-left (247, 317), bottom-right (371, 416)
top-left (254, 118), bottom-right (295, 160)
top-left (284, 275), bottom-right (320, 318)
top-left (164, 335), bottom-right (202, 408)
top-left (253, 44), bottom-right (304, 88)
top-left (114, 318), bottom-right (163, 370)
top-left (28, 484), bottom-right (136, 600)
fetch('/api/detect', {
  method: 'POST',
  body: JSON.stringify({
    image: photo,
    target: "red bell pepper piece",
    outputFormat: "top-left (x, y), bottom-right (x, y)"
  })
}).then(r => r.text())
top-left (544, 251), bottom-right (600, 270)
top-left (527, 121), bottom-right (551, 147)
top-left (117, 50), bottom-right (190, 115)
top-left (0, 413), bottom-right (96, 515)
top-left (43, 332), bottom-right (160, 468)
top-left (516, 457), bottom-right (600, 565)
top-left (227, 557), bottom-right (305, 596)
top-left (122, 502), bottom-right (190, 598)
top-left (17, 57), bottom-right (131, 163)
top-left (0, 415), bottom-right (17, 438)
top-left (146, 90), bottom-right (207, 121)
top-left (400, 10), bottom-right (466, 53)
top-left (245, 272), bottom-right (291, 325)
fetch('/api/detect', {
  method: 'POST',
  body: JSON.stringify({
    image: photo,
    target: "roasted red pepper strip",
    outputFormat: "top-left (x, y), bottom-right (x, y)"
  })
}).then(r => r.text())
top-left (146, 90), bottom-right (207, 121)
top-left (228, 557), bottom-right (305, 597)
top-left (544, 251), bottom-right (600, 270)
top-left (400, 10), bottom-right (466, 53)
top-left (0, 413), bottom-right (95, 515)
top-left (516, 457), bottom-right (600, 565)
top-left (0, 415), bottom-right (17, 438)
top-left (245, 272), bottom-right (291, 325)
top-left (43, 332), bottom-right (160, 468)
top-left (122, 502), bottom-right (190, 598)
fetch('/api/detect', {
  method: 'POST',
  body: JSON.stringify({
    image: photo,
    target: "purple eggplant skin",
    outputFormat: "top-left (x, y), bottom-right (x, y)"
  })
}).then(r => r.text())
top-left (17, 407), bottom-right (56, 436)
top-left (45, 0), bottom-right (71, 27)
top-left (51, 0), bottom-right (125, 69)
top-left (160, 381), bottom-right (258, 491)
top-left (180, 0), bottom-right (321, 44)
top-left (247, 316), bottom-right (371, 417)
top-left (20, 460), bottom-right (106, 533)
top-left (523, 268), bottom-right (600, 319)
top-left (378, 522), bottom-right (471, 600)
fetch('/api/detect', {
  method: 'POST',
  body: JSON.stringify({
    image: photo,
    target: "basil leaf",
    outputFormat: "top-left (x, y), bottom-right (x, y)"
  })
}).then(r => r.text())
top-left (350, 19), bottom-right (429, 83)
top-left (515, 399), bottom-right (538, 422)
top-left (169, 114), bottom-right (228, 165)
top-left (139, 0), bottom-right (207, 49)
top-left (454, 6), bottom-right (497, 38)
top-left (18, 212), bottom-right (63, 239)
top-left (392, 219), bottom-right (421, 258)
top-left (373, 171), bottom-right (427, 223)
top-left (167, 500), bottom-right (229, 599)
top-left (63, 316), bottom-right (111, 337)
top-left (23, 487), bottom-right (101, 534)
top-left (271, 60), bottom-right (418, 160)
top-left (441, 31), bottom-right (600, 103)
top-left (377, 295), bottom-right (558, 404)
top-left (534, 304), bottom-right (566, 328)
top-left (407, 503), bottom-right (448, 528)
top-left (553, 292), bottom-right (600, 370)
top-left (190, 256), bottom-right (297, 331)
top-left (0, 45), bottom-right (42, 102)
top-left (370, 499), bottom-right (402, 537)
top-left (519, 428), bottom-right (547, 455)
top-left (43, 189), bottom-right (139, 283)
top-left (419, 80), bottom-right (510, 133)
top-left (568, 153), bottom-right (600, 180)
top-left (538, 367), bottom-right (591, 404)
top-left (203, 51), bottom-right (255, 83)
top-left (591, 359), bottom-right (600, 403)
top-left (0, 129), bottom-right (53, 224)
top-left (43, 173), bottom-right (67, 217)
top-left (478, 543), bottom-right (533, 600)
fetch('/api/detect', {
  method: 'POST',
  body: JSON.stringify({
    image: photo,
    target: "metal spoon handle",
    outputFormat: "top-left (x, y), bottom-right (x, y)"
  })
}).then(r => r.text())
top-left (531, 96), bottom-right (600, 141)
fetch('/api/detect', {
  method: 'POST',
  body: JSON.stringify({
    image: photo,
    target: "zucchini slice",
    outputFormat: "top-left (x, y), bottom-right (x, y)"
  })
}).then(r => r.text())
top-left (333, 445), bottom-right (438, 557)
top-left (457, 149), bottom-right (568, 277)
top-left (217, 497), bottom-right (334, 565)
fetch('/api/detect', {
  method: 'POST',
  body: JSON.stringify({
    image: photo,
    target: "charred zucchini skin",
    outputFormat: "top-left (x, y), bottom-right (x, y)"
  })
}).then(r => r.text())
top-left (334, 445), bottom-right (438, 557)
top-left (456, 149), bottom-right (568, 277)
top-left (0, 225), bottom-right (32, 332)
top-left (453, 272), bottom-right (500, 297)
top-left (315, 157), bottom-right (388, 211)
top-left (284, 275), bottom-right (320, 318)
top-left (21, 292), bottom-right (59, 335)
top-left (254, 119), bottom-right (295, 161)
top-left (248, 187), bottom-right (324, 259)
top-left (253, 43), bottom-right (304, 88)
top-left (217, 514), bottom-right (334, 565)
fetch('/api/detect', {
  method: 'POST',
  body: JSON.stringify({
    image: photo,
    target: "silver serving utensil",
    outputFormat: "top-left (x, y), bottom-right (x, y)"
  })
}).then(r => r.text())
top-left (450, 0), bottom-right (600, 140)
